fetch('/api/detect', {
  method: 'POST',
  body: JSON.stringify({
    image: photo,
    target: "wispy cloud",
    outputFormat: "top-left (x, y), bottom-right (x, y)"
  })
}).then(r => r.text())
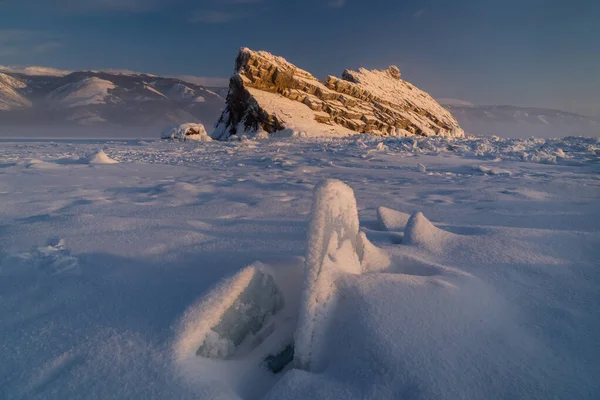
top-left (327, 0), bottom-right (346, 8)
top-left (55, 0), bottom-right (164, 13)
top-left (189, 10), bottom-right (244, 24)
top-left (189, 0), bottom-right (268, 24)
top-left (0, 29), bottom-right (63, 57)
top-left (437, 98), bottom-right (475, 107)
top-left (413, 8), bottom-right (425, 18)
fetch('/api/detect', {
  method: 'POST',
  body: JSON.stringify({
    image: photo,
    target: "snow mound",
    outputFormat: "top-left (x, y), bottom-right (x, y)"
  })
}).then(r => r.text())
top-left (404, 212), bottom-right (452, 253)
top-left (294, 179), bottom-right (362, 371)
top-left (356, 231), bottom-right (392, 273)
top-left (85, 149), bottom-right (118, 165)
top-left (377, 206), bottom-right (411, 231)
top-left (24, 159), bottom-right (61, 169)
top-left (161, 123), bottom-right (212, 142)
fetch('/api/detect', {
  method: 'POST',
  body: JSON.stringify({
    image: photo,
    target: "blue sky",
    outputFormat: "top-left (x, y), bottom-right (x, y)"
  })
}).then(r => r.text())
top-left (1, 0), bottom-right (598, 116)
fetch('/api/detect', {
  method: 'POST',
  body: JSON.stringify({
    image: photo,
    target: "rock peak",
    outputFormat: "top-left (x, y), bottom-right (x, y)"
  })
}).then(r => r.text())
top-left (213, 48), bottom-right (464, 140)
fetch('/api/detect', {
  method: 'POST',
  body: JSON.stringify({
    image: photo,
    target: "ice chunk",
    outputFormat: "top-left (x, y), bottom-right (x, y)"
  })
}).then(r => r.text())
top-left (175, 263), bottom-right (283, 361)
top-left (376, 206), bottom-right (411, 231)
top-left (294, 179), bottom-right (362, 371)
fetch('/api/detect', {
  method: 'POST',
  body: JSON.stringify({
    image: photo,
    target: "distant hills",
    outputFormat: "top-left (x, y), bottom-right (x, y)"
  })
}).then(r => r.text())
top-left (441, 103), bottom-right (600, 138)
top-left (0, 68), bottom-right (224, 129)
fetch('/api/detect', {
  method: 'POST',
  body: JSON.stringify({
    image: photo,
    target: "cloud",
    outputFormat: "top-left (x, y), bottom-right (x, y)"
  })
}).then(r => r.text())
top-left (327, 0), bottom-right (345, 8)
top-left (189, 10), bottom-right (243, 23)
top-left (0, 65), bottom-right (73, 76)
top-left (55, 0), bottom-right (164, 13)
top-left (413, 8), bottom-right (425, 18)
top-left (0, 29), bottom-right (63, 58)
top-left (47, 0), bottom-right (264, 15)
top-left (188, 0), bottom-right (268, 24)
top-left (437, 98), bottom-right (475, 107)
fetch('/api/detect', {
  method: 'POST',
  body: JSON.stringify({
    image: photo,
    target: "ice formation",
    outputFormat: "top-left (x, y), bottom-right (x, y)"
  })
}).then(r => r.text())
top-left (294, 179), bottom-right (363, 371)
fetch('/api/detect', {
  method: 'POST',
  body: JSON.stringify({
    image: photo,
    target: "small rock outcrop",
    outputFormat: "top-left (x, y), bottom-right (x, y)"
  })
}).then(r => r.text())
top-left (213, 48), bottom-right (464, 140)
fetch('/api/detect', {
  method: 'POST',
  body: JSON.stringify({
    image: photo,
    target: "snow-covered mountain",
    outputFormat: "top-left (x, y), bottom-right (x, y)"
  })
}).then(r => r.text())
top-left (0, 72), bottom-right (32, 111)
top-left (443, 103), bottom-right (600, 138)
top-left (0, 69), bottom-right (225, 127)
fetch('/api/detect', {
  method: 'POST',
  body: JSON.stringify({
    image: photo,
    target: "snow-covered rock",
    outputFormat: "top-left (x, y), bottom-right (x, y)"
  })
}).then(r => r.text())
top-left (161, 123), bottom-right (212, 142)
top-left (213, 48), bottom-right (464, 140)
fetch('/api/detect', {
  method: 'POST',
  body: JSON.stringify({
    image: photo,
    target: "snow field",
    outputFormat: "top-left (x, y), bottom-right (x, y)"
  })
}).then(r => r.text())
top-left (0, 136), bottom-right (598, 399)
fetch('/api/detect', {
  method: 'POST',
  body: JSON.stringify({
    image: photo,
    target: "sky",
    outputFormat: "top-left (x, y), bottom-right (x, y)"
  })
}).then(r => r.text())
top-left (0, 0), bottom-right (598, 116)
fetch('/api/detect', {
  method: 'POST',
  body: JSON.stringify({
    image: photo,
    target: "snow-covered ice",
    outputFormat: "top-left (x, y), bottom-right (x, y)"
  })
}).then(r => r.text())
top-left (0, 134), bottom-right (599, 399)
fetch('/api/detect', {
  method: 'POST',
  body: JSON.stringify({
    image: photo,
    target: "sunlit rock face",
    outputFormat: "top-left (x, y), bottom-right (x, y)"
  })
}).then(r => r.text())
top-left (213, 48), bottom-right (464, 140)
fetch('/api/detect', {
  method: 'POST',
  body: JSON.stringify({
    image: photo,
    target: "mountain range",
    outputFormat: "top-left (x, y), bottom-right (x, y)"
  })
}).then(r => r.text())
top-left (442, 103), bottom-right (600, 138)
top-left (0, 66), bottom-right (598, 138)
top-left (0, 68), bottom-right (225, 129)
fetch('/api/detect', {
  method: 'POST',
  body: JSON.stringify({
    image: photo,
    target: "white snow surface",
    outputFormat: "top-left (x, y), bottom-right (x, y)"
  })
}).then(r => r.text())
top-left (0, 134), bottom-right (599, 399)
top-left (244, 88), bottom-right (357, 138)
